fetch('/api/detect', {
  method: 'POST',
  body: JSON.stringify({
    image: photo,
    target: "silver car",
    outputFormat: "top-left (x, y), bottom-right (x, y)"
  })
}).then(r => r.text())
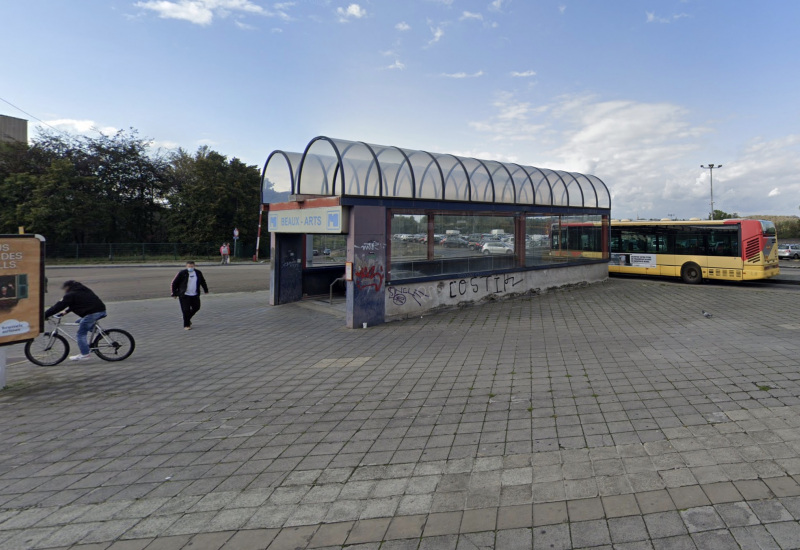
top-left (482, 241), bottom-right (514, 255)
top-left (778, 244), bottom-right (800, 260)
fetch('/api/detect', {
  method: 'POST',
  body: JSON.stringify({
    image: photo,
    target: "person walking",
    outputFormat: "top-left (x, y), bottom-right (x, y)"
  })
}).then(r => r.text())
top-left (220, 243), bottom-right (230, 265)
top-left (171, 261), bottom-right (209, 330)
top-left (44, 280), bottom-right (107, 361)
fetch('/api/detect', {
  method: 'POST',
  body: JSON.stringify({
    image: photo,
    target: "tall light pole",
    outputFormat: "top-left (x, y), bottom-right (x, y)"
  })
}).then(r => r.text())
top-left (701, 164), bottom-right (722, 219)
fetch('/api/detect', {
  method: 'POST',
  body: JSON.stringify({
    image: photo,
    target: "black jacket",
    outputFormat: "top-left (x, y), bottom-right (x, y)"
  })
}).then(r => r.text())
top-left (45, 283), bottom-right (106, 318)
top-left (171, 269), bottom-right (209, 297)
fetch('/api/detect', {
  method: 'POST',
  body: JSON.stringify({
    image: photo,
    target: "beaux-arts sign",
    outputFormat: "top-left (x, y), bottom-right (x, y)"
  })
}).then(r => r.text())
top-left (267, 206), bottom-right (349, 234)
top-left (0, 235), bottom-right (45, 346)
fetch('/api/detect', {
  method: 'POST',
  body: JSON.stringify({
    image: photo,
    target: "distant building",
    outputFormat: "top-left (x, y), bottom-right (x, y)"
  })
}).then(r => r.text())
top-left (0, 115), bottom-right (28, 144)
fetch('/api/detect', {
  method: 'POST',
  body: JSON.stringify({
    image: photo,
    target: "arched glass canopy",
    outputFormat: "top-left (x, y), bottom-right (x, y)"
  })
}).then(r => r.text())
top-left (262, 136), bottom-right (610, 209)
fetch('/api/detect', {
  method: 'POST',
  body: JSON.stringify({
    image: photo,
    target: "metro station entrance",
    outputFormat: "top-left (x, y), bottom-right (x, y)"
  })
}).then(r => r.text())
top-left (262, 136), bottom-right (612, 328)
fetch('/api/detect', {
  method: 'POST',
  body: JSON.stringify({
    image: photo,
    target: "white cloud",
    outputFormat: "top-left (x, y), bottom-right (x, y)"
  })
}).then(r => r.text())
top-left (395, 21), bottom-right (411, 31)
top-left (471, 91), bottom-right (800, 217)
top-left (488, 0), bottom-right (504, 11)
top-left (559, 5), bottom-right (566, 14)
top-left (460, 11), bottom-right (483, 20)
top-left (40, 119), bottom-right (119, 135)
top-left (234, 20), bottom-right (255, 29)
top-left (135, 0), bottom-right (268, 26)
top-left (441, 70), bottom-right (484, 78)
top-left (510, 70), bottom-right (536, 77)
top-left (386, 60), bottom-right (406, 70)
top-left (336, 3), bottom-right (366, 22)
top-left (429, 25), bottom-right (444, 44)
top-left (646, 11), bottom-right (689, 24)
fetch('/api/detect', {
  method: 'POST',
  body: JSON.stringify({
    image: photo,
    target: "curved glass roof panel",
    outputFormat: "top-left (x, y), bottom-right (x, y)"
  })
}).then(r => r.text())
top-left (263, 136), bottom-right (609, 209)
top-left (262, 151), bottom-right (302, 202)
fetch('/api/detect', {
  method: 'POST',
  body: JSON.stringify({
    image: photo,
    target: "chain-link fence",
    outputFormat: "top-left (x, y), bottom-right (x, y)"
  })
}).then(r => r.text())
top-left (45, 242), bottom-right (263, 263)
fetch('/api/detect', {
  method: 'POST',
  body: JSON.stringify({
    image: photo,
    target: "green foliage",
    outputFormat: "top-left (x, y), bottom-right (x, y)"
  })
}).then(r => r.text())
top-left (0, 129), bottom-right (266, 248)
top-left (711, 209), bottom-right (739, 220)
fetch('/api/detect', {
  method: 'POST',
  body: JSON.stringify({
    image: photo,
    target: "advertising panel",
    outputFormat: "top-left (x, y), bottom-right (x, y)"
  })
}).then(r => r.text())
top-left (0, 235), bottom-right (45, 346)
top-left (610, 253), bottom-right (657, 268)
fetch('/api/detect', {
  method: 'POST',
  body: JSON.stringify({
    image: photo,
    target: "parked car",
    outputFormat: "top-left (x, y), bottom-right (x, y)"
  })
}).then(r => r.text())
top-left (312, 249), bottom-right (320, 256)
top-left (482, 241), bottom-right (514, 255)
top-left (778, 244), bottom-right (800, 259)
top-left (442, 236), bottom-right (469, 248)
top-left (323, 248), bottom-right (331, 255)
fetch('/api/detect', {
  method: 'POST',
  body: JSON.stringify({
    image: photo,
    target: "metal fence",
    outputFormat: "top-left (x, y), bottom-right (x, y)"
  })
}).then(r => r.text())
top-left (45, 242), bottom-right (263, 263)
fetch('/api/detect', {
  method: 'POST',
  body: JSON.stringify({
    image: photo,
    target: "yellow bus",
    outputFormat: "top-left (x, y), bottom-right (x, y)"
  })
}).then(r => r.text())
top-left (608, 219), bottom-right (779, 283)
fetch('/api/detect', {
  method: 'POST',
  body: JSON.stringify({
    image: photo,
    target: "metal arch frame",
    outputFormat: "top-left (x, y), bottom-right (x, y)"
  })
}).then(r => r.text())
top-left (588, 175), bottom-right (611, 208)
top-left (338, 141), bottom-right (384, 197)
top-left (435, 153), bottom-right (471, 202)
top-left (261, 150), bottom-right (296, 196)
top-left (543, 168), bottom-right (570, 207)
top-left (296, 136), bottom-right (345, 196)
top-left (556, 170), bottom-right (585, 207)
top-left (520, 165), bottom-right (553, 206)
top-left (486, 161), bottom-right (517, 204)
top-left (468, 158), bottom-right (497, 203)
top-left (573, 173), bottom-right (599, 208)
top-left (375, 146), bottom-right (416, 198)
top-left (509, 163), bottom-right (536, 205)
top-left (415, 150), bottom-right (445, 200)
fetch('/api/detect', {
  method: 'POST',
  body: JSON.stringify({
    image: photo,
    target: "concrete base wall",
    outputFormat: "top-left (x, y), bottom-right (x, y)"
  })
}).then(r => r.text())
top-left (385, 263), bottom-right (607, 321)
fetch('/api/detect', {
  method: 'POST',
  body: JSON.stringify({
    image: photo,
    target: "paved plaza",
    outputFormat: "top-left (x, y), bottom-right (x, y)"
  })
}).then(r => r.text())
top-left (2, 278), bottom-right (800, 549)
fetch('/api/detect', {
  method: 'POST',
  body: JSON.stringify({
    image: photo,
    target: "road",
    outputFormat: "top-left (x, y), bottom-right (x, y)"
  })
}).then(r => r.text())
top-left (45, 263), bottom-right (270, 302)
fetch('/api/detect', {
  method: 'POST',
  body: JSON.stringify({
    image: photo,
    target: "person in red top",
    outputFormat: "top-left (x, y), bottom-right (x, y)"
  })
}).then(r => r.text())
top-left (219, 243), bottom-right (230, 265)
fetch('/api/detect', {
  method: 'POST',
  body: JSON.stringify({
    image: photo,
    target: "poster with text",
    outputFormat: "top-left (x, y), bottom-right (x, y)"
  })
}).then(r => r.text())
top-left (0, 235), bottom-right (45, 346)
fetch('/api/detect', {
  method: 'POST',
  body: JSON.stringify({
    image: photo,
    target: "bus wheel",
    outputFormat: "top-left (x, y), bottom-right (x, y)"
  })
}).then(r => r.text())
top-left (681, 262), bottom-right (703, 284)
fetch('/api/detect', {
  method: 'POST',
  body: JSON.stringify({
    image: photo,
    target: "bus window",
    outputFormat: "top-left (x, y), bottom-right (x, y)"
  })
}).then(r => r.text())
top-left (709, 228), bottom-right (739, 257)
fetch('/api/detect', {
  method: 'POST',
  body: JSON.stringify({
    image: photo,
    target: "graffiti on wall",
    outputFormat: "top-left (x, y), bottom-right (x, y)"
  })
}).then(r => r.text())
top-left (387, 286), bottom-right (430, 306)
top-left (356, 240), bottom-right (383, 252)
top-left (449, 274), bottom-right (523, 298)
top-left (355, 261), bottom-right (384, 292)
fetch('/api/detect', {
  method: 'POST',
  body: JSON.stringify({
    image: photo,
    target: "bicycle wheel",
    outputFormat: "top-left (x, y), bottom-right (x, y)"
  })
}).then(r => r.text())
top-left (92, 329), bottom-right (135, 362)
top-left (24, 332), bottom-right (70, 366)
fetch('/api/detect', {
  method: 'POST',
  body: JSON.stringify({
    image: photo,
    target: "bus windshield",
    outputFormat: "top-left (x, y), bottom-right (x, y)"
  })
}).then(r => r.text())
top-left (760, 220), bottom-right (776, 236)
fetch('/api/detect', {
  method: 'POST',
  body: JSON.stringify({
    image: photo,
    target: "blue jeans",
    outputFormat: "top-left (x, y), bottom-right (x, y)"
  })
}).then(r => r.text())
top-left (77, 312), bottom-right (106, 355)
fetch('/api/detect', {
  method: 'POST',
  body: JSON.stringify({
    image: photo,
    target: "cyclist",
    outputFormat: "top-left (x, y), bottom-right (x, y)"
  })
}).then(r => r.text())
top-left (44, 280), bottom-right (107, 361)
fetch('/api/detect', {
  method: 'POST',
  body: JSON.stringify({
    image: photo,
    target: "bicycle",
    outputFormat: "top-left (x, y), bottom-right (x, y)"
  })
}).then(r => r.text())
top-left (24, 314), bottom-right (136, 366)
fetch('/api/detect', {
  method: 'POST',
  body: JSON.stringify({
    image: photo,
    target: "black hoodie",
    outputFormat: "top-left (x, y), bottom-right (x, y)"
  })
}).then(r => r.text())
top-left (44, 283), bottom-right (106, 318)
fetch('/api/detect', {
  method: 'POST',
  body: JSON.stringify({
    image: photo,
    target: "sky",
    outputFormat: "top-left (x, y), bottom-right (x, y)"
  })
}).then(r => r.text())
top-left (2, 0), bottom-right (799, 219)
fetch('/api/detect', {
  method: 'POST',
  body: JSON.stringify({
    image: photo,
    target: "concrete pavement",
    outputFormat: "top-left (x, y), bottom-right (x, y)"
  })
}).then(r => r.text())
top-left (2, 279), bottom-right (800, 548)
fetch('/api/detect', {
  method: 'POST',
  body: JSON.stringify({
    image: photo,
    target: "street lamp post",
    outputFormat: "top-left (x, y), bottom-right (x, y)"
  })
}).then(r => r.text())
top-left (701, 164), bottom-right (722, 220)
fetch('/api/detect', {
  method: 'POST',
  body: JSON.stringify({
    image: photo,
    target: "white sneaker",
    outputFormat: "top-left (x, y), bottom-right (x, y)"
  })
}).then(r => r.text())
top-left (69, 354), bottom-right (92, 361)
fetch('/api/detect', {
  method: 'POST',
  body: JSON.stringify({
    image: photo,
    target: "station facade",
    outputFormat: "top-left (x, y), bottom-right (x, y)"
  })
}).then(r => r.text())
top-left (262, 137), bottom-right (611, 328)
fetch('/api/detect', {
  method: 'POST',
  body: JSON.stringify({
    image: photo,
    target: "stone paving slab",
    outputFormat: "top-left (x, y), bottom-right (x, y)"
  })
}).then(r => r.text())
top-left (1, 280), bottom-right (800, 548)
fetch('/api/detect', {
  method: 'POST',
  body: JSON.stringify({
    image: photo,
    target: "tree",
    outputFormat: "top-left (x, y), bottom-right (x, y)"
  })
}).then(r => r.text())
top-left (167, 147), bottom-right (261, 245)
top-left (711, 209), bottom-right (739, 220)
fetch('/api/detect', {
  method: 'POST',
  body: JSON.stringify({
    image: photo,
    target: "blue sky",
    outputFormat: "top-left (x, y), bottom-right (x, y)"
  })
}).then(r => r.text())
top-left (2, 0), bottom-right (799, 218)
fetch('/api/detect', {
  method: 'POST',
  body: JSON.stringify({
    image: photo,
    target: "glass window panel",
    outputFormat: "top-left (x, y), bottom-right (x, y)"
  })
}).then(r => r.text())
top-left (389, 212), bottom-right (517, 281)
top-left (709, 228), bottom-right (739, 257)
top-left (557, 171), bottom-right (584, 207)
top-left (310, 235), bottom-right (346, 265)
top-left (485, 161), bottom-right (516, 204)
top-left (526, 167), bottom-right (553, 205)
top-left (389, 214), bottom-right (428, 280)
top-left (528, 215), bottom-right (605, 266)
top-left (545, 170), bottom-right (569, 206)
